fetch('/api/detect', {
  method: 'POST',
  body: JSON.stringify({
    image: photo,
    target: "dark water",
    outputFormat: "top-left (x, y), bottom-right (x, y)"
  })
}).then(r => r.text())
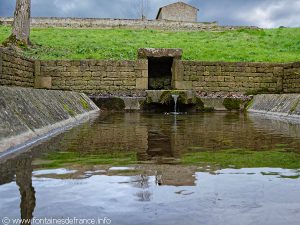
top-left (1, 112), bottom-right (300, 225)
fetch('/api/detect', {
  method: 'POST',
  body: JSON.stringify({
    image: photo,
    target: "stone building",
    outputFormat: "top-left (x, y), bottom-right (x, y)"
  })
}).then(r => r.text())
top-left (156, 2), bottom-right (199, 22)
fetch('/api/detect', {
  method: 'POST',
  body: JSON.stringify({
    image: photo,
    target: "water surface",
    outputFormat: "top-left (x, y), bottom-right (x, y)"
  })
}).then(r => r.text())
top-left (1, 112), bottom-right (300, 225)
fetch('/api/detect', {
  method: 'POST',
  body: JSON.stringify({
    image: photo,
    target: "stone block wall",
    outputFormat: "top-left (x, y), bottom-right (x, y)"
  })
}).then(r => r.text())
top-left (39, 59), bottom-right (148, 94)
top-left (283, 62), bottom-right (300, 93)
top-left (0, 47), bottom-right (299, 95)
top-left (0, 49), bottom-right (35, 87)
top-left (0, 17), bottom-right (258, 31)
top-left (182, 61), bottom-right (285, 93)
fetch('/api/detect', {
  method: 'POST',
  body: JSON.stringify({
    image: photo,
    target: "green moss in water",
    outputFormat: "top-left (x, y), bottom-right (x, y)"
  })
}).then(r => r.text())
top-left (223, 98), bottom-right (241, 111)
top-left (280, 175), bottom-right (300, 179)
top-left (181, 149), bottom-right (300, 169)
top-left (35, 151), bottom-right (137, 168)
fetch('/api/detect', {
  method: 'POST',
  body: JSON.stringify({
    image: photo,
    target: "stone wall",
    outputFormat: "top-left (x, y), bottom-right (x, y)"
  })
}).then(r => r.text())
top-left (283, 62), bottom-right (300, 93)
top-left (0, 49), bottom-right (35, 87)
top-left (38, 59), bottom-right (148, 94)
top-left (0, 47), bottom-right (299, 95)
top-left (0, 17), bottom-right (258, 31)
top-left (182, 61), bottom-right (286, 93)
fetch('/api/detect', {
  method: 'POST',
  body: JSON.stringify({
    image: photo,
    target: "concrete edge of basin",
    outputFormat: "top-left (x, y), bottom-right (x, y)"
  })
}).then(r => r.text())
top-left (0, 109), bottom-right (100, 160)
top-left (248, 109), bottom-right (300, 124)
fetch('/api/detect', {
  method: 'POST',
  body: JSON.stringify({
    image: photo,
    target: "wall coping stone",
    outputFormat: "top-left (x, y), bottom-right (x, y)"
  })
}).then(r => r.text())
top-left (138, 48), bottom-right (183, 59)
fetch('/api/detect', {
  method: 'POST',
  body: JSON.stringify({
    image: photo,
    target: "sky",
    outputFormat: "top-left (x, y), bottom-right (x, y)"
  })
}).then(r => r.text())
top-left (0, 0), bottom-right (300, 28)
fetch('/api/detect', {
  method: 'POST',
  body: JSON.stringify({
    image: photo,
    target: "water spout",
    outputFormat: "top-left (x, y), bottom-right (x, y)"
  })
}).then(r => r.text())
top-left (172, 94), bottom-right (179, 114)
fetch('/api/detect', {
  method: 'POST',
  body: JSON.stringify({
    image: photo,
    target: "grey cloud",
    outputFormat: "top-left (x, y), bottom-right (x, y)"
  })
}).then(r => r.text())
top-left (0, 0), bottom-right (15, 16)
top-left (0, 0), bottom-right (299, 28)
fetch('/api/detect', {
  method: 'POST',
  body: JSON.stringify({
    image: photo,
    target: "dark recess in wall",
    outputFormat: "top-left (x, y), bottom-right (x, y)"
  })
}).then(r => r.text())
top-left (148, 57), bottom-right (173, 90)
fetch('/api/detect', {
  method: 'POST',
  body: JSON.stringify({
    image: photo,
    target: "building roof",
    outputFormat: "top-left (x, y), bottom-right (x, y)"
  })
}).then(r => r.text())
top-left (156, 2), bottom-right (199, 19)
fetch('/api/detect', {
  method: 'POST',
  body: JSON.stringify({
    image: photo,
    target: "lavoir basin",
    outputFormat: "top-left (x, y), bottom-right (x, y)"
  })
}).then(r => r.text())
top-left (1, 112), bottom-right (300, 225)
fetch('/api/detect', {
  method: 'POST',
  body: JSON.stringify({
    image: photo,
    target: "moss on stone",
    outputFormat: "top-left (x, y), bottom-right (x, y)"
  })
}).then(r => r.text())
top-left (159, 91), bottom-right (188, 105)
top-left (2, 34), bottom-right (28, 48)
top-left (178, 93), bottom-right (188, 105)
top-left (97, 97), bottom-right (125, 111)
top-left (80, 97), bottom-right (90, 110)
top-left (159, 91), bottom-right (173, 104)
top-left (290, 98), bottom-right (300, 113)
top-left (245, 99), bottom-right (254, 111)
top-left (202, 107), bottom-right (215, 112)
top-left (63, 104), bottom-right (76, 117)
top-left (187, 97), bottom-right (204, 111)
top-left (146, 96), bottom-right (153, 104)
top-left (223, 98), bottom-right (241, 111)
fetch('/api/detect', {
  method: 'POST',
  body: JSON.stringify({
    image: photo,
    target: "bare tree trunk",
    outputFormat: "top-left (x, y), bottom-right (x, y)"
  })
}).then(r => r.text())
top-left (5, 0), bottom-right (31, 46)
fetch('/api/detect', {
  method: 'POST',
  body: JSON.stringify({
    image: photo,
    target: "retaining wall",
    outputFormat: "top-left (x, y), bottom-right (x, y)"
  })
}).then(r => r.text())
top-left (35, 59), bottom-right (300, 94)
top-left (38, 59), bottom-right (148, 94)
top-left (0, 17), bottom-right (257, 31)
top-left (283, 62), bottom-right (300, 93)
top-left (38, 59), bottom-right (298, 95)
top-left (0, 49), bottom-right (35, 87)
top-left (182, 61), bottom-right (286, 93)
top-left (1, 48), bottom-right (299, 94)
top-left (0, 86), bottom-right (99, 155)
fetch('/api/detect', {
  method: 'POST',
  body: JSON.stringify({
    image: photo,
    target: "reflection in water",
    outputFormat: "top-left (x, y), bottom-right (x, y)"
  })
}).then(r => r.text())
top-left (0, 156), bottom-right (36, 225)
top-left (26, 112), bottom-right (300, 165)
top-left (1, 113), bottom-right (300, 225)
top-left (16, 158), bottom-right (36, 225)
top-left (81, 113), bottom-right (298, 152)
top-left (132, 175), bottom-right (152, 202)
top-left (1, 166), bottom-right (300, 225)
top-left (249, 113), bottom-right (300, 139)
top-left (147, 129), bottom-right (173, 158)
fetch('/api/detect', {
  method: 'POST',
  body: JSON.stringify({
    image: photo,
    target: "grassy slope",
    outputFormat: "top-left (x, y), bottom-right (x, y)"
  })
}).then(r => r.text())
top-left (1, 26), bottom-right (300, 62)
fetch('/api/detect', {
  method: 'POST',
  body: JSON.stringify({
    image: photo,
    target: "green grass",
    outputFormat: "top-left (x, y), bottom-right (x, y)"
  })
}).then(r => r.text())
top-left (182, 149), bottom-right (300, 169)
top-left (1, 26), bottom-right (300, 62)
